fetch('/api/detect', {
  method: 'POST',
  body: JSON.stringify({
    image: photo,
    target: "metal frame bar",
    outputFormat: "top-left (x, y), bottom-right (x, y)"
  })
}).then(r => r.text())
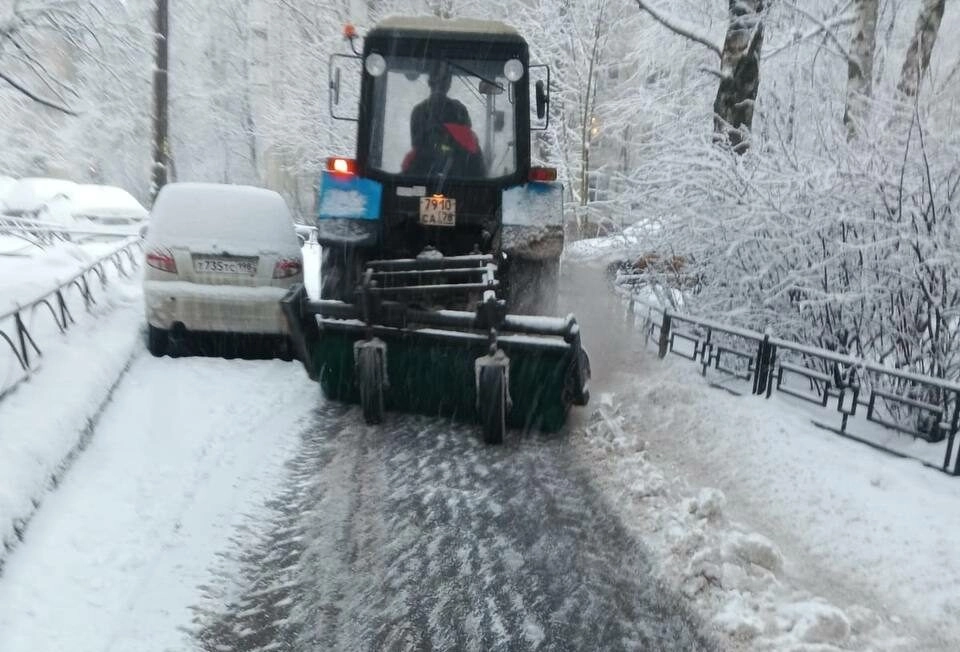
top-left (0, 238), bottom-right (142, 400)
top-left (632, 292), bottom-right (960, 476)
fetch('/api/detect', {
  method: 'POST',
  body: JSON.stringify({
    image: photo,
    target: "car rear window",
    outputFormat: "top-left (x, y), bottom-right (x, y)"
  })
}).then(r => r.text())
top-left (150, 183), bottom-right (298, 247)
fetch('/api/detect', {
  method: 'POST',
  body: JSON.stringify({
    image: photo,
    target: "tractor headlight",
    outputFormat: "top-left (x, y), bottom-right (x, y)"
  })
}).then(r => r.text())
top-left (365, 53), bottom-right (387, 77)
top-left (504, 59), bottom-right (524, 82)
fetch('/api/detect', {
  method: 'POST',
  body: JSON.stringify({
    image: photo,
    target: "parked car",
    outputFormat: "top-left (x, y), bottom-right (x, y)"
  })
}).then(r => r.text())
top-left (1, 177), bottom-right (77, 219)
top-left (142, 183), bottom-right (304, 356)
top-left (40, 184), bottom-right (147, 234)
top-left (562, 219), bottom-right (658, 269)
top-left (0, 175), bottom-right (16, 211)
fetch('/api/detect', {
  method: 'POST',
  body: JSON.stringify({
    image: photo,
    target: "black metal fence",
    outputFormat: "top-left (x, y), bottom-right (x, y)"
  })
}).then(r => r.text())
top-left (0, 239), bottom-right (142, 400)
top-left (625, 296), bottom-right (960, 476)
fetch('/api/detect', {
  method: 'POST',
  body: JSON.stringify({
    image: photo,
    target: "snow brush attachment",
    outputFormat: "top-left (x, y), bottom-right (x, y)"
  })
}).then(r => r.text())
top-left (281, 282), bottom-right (590, 442)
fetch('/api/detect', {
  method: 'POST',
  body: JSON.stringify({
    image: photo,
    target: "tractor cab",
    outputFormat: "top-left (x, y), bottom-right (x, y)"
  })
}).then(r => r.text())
top-left (355, 18), bottom-right (535, 188)
top-left (319, 18), bottom-right (555, 301)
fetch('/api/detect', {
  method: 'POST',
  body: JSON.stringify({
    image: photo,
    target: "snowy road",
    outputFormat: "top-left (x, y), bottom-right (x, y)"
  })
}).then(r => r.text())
top-left (0, 355), bottom-right (316, 651)
top-left (192, 407), bottom-right (714, 651)
top-left (0, 261), bottom-right (717, 651)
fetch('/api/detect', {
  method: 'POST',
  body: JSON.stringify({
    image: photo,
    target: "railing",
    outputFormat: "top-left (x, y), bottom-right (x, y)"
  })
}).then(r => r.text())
top-left (0, 238), bottom-right (143, 400)
top-left (624, 294), bottom-right (960, 476)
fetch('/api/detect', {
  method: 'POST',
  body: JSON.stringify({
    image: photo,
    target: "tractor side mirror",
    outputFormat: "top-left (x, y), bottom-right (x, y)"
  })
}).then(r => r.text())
top-left (494, 111), bottom-right (505, 132)
top-left (328, 54), bottom-right (361, 122)
top-left (535, 80), bottom-right (547, 120)
top-left (331, 68), bottom-right (341, 105)
top-left (529, 64), bottom-right (550, 130)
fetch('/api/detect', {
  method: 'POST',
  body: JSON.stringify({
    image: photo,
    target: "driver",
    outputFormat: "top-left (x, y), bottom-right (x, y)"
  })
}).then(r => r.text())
top-left (404, 61), bottom-right (484, 177)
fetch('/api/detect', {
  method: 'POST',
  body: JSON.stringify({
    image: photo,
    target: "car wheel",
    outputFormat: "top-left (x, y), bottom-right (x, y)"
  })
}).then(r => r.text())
top-left (147, 324), bottom-right (168, 357)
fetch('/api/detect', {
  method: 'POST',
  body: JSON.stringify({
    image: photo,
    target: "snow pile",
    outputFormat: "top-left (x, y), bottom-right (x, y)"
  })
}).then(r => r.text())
top-left (0, 275), bottom-right (143, 567)
top-left (575, 366), bottom-right (952, 651)
top-left (0, 238), bottom-right (133, 310)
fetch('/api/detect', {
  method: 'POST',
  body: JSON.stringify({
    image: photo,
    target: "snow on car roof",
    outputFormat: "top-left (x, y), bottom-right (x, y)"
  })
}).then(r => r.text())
top-left (0, 176), bottom-right (16, 198)
top-left (69, 185), bottom-right (147, 216)
top-left (149, 182), bottom-right (299, 248)
top-left (3, 177), bottom-right (77, 212)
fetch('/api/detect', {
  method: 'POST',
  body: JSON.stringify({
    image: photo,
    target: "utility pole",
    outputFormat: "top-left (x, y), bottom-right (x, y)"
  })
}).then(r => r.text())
top-left (151, 0), bottom-right (169, 203)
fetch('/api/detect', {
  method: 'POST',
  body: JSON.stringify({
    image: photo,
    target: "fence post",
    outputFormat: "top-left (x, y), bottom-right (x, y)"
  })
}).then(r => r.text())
top-left (753, 334), bottom-right (772, 395)
top-left (658, 312), bottom-right (672, 359)
top-left (15, 311), bottom-right (29, 368)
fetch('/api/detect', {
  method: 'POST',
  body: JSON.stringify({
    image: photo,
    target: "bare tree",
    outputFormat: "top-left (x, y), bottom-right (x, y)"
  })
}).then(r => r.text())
top-left (636, 0), bottom-right (765, 153)
top-left (0, 1), bottom-right (103, 115)
top-left (843, 0), bottom-right (878, 138)
top-left (897, 0), bottom-right (947, 97)
top-left (713, 0), bottom-right (765, 153)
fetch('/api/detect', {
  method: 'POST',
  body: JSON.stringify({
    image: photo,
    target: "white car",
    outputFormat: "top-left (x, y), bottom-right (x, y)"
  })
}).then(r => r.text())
top-left (1, 177), bottom-right (77, 218)
top-left (562, 220), bottom-right (658, 268)
top-left (0, 175), bottom-right (16, 211)
top-left (41, 184), bottom-right (148, 234)
top-left (143, 183), bottom-right (304, 356)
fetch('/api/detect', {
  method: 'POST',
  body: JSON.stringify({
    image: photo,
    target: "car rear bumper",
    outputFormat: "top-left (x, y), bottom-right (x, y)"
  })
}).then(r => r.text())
top-left (144, 280), bottom-right (292, 335)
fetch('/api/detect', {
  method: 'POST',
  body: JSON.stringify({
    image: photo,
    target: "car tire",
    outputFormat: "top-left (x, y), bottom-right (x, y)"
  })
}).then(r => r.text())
top-left (147, 324), bottom-right (168, 357)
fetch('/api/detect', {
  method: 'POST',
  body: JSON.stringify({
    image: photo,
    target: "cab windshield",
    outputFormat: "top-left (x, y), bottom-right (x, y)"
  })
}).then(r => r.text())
top-left (366, 55), bottom-right (518, 180)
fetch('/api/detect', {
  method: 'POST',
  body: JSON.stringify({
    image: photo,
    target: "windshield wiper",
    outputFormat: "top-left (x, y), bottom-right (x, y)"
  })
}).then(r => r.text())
top-left (443, 58), bottom-right (504, 92)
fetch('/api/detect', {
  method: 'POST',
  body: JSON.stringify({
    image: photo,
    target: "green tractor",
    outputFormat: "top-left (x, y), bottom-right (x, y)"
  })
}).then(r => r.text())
top-left (283, 16), bottom-right (590, 443)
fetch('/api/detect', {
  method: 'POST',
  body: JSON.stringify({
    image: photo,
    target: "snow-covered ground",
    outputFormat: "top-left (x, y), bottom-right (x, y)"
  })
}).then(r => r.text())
top-left (575, 342), bottom-right (960, 651)
top-left (0, 243), bottom-right (956, 650)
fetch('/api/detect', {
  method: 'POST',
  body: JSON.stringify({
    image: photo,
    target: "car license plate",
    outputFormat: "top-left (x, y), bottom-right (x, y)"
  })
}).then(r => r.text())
top-left (193, 256), bottom-right (257, 275)
top-left (419, 196), bottom-right (456, 227)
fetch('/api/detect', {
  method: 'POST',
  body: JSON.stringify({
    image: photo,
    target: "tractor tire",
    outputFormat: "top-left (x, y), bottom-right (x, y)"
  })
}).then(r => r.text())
top-left (147, 324), bottom-right (168, 357)
top-left (506, 256), bottom-right (559, 316)
top-left (320, 245), bottom-right (364, 302)
top-left (357, 344), bottom-right (385, 425)
top-left (478, 364), bottom-right (507, 445)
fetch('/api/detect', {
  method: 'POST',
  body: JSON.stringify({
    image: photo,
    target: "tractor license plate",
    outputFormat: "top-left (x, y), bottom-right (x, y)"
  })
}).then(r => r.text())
top-left (419, 196), bottom-right (456, 227)
top-left (193, 256), bottom-right (257, 275)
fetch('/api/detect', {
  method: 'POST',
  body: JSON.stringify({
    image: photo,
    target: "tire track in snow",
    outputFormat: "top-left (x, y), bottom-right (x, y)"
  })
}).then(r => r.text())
top-left (194, 409), bottom-right (718, 651)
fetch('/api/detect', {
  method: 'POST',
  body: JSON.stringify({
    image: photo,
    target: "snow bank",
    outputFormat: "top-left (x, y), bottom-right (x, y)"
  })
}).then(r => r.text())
top-left (575, 359), bottom-right (958, 650)
top-left (0, 278), bottom-right (142, 567)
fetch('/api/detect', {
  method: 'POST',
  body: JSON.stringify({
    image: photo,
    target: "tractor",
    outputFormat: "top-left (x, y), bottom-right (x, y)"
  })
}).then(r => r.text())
top-left (283, 16), bottom-right (590, 443)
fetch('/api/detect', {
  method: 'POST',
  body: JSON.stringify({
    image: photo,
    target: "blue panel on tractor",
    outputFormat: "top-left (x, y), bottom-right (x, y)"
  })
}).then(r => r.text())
top-left (316, 171), bottom-right (383, 221)
top-left (502, 182), bottom-right (563, 227)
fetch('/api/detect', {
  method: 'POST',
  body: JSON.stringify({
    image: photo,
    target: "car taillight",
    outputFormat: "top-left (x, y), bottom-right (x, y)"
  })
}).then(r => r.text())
top-left (145, 247), bottom-right (177, 273)
top-left (273, 258), bottom-right (303, 279)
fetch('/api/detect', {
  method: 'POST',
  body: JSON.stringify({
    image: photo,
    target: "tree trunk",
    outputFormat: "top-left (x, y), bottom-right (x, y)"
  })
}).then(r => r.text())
top-left (897, 0), bottom-right (946, 97)
top-left (843, 0), bottom-right (878, 138)
top-left (151, 0), bottom-right (170, 202)
top-left (713, 0), bottom-right (765, 154)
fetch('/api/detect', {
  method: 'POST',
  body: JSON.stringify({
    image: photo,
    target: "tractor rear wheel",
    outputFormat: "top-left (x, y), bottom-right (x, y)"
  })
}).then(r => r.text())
top-left (478, 364), bottom-right (507, 444)
top-left (357, 343), bottom-right (385, 425)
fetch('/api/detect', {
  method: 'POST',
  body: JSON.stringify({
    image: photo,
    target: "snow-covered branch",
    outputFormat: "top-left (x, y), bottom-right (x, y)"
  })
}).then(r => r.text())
top-left (636, 0), bottom-right (722, 58)
top-left (765, 4), bottom-right (855, 62)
